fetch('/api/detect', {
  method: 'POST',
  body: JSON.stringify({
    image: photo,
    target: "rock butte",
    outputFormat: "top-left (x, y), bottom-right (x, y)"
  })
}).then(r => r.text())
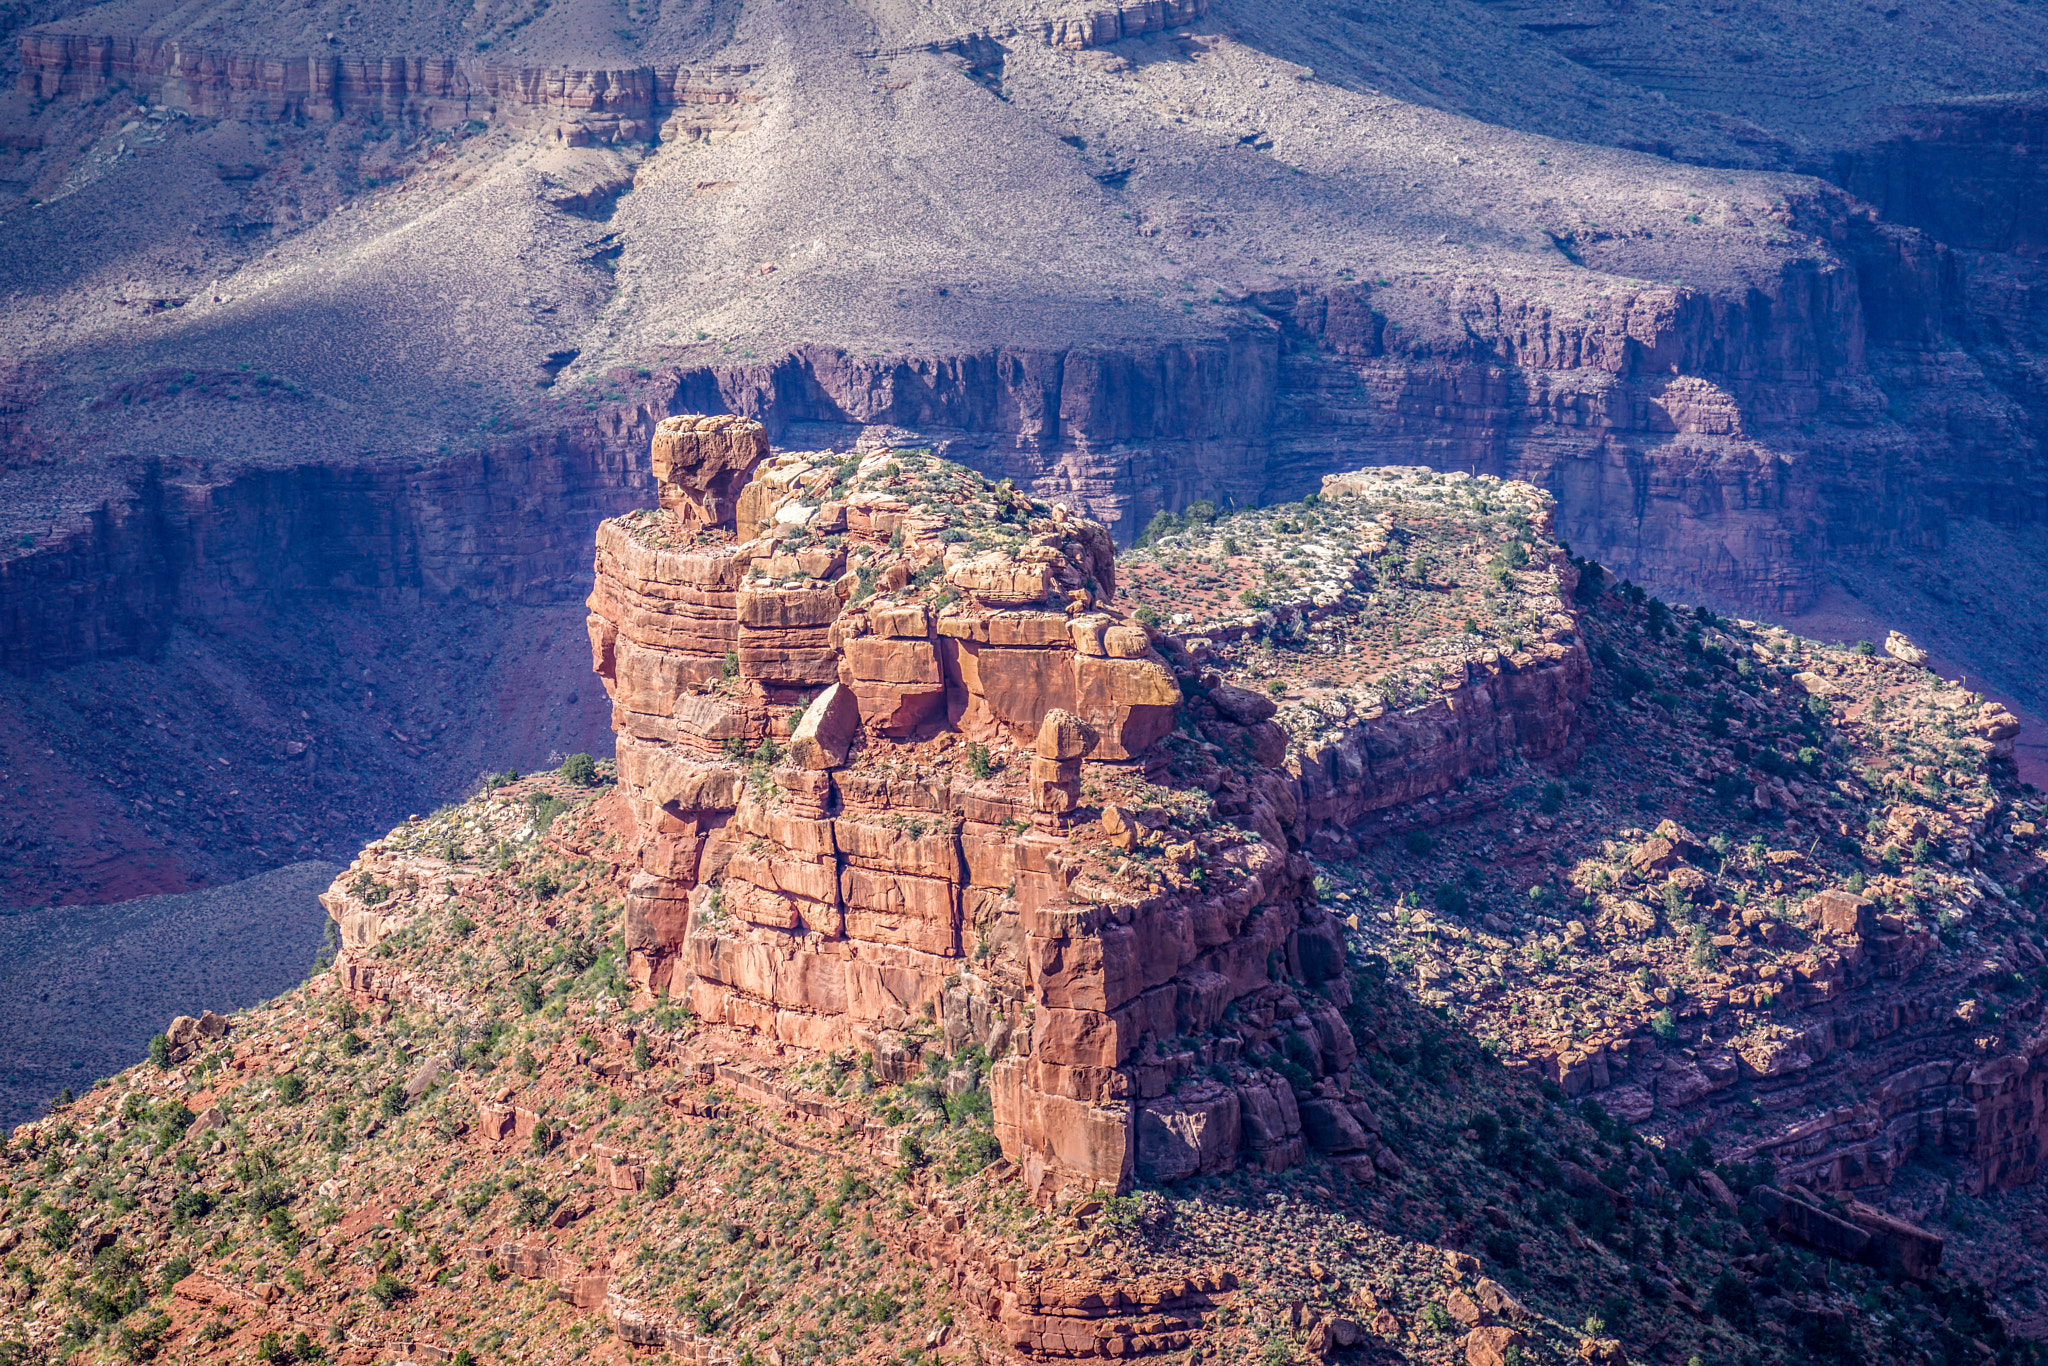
top-left (581, 415), bottom-right (1593, 1199)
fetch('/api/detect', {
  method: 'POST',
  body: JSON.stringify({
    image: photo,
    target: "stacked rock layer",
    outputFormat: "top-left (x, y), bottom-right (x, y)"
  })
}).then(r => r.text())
top-left (585, 415), bottom-right (1590, 1198)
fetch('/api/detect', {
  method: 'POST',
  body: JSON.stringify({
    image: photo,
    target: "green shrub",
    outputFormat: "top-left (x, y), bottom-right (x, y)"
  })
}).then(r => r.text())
top-left (1710, 1270), bottom-right (1755, 1326)
top-left (526, 795), bottom-right (567, 838)
top-left (158, 1254), bottom-right (192, 1294)
top-left (118, 1311), bottom-right (172, 1362)
top-left (147, 1034), bottom-right (171, 1069)
top-left (274, 1073), bottom-right (308, 1105)
top-left (41, 1209), bottom-right (76, 1249)
top-left (515, 1186), bottom-right (558, 1228)
top-left (266, 1207), bottom-right (303, 1254)
top-left (559, 753), bottom-right (598, 786)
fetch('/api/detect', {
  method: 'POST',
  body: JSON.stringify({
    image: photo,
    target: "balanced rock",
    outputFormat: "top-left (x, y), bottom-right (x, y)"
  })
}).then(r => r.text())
top-left (1884, 630), bottom-right (1930, 666)
top-left (650, 414), bottom-right (769, 529)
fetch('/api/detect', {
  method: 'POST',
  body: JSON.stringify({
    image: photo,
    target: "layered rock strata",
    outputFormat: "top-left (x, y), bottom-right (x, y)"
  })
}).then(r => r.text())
top-left (1120, 466), bottom-right (1593, 852)
top-left (586, 418), bottom-right (1576, 1199)
top-left (12, 0), bottom-right (1208, 139)
top-left (14, 36), bottom-right (765, 143)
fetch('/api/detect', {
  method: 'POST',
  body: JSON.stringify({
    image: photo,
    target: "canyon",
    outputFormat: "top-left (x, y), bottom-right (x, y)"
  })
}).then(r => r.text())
top-left (4, 430), bottom-right (2045, 1364)
top-left (12, 0), bottom-right (2048, 1359)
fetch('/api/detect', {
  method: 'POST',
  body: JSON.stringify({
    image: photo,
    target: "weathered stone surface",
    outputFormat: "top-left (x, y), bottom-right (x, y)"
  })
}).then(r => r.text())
top-left (1135, 1085), bottom-right (1242, 1182)
top-left (1035, 708), bottom-right (1093, 760)
top-left (1884, 630), bottom-right (1931, 666)
top-left (1845, 1201), bottom-right (1945, 1279)
top-left (1463, 1325), bottom-right (1526, 1366)
top-left (650, 414), bottom-right (769, 529)
top-left (787, 683), bottom-right (860, 770)
top-left (948, 554), bottom-right (1054, 608)
top-left (1806, 889), bottom-right (1875, 938)
top-left (583, 428), bottom-right (1383, 1200)
top-left (1473, 1278), bottom-right (1526, 1320)
top-left (1754, 1186), bottom-right (1873, 1262)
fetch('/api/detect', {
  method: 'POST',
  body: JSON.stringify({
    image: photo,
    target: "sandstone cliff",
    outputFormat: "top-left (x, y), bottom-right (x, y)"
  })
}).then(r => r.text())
top-left (585, 415), bottom-right (1373, 1201)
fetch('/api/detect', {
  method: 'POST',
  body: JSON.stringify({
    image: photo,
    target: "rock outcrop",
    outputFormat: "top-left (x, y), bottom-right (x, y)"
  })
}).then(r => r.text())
top-left (587, 416), bottom-right (1379, 1199)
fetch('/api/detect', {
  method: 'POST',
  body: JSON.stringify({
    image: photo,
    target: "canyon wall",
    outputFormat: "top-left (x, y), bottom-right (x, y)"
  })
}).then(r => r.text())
top-left (648, 225), bottom-right (2048, 617)
top-left (9, 197), bottom-right (2048, 688)
top-left (9, 0), bottom-right (1208, 136)
top-left (0, 416), bottom-right (656, 675)
top-left (1827, 97), bottom-right (2048, 258)
top-left (14, 35), bottom-right (764, 143)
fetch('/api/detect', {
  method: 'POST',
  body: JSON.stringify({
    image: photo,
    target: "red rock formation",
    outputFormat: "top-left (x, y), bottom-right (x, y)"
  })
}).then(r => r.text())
top-left (586, 416), bottom-right (1379, 1199)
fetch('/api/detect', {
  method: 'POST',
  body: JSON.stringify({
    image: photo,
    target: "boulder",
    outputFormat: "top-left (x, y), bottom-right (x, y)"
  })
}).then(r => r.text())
top-left (1208, 680), bottom-right (1278, 725)
top-left (1036, 708), bottom-right (1092, 760)
top-left (1305, 1317), bottom-right (1362, 1360)
top-left (478, 1104), bottom-right (517, 1142)
top-left (1463, 1325), bottom-right (1526, 1366)
top-left (1753, 1186), bottom-right (1872, 1262)
top-left (1102, 624), bottom-right (1152, 659)
top-left (1805, 889), bottom-right (1874, 938)
top-left (1697, 1169), bottom-right (1740, 1213)
top-left (1884, 631), bottom-right (1930, 667)
top-left (1472, 1278), bottom-right (1525, 1320)
top-left (787, 684), bottom-right (860, 770)
top-left (650, 414), bottom-right (769, 529)
top-left (1445, 1288), bottom-right (1484, 1327)
top-left (1298, 1097), bottom-right (1371, 1154)
top-left (164, 1009), bottom-right (230, 1056)
top-left (401, 1054), bottom-right (447, 1101)
top-left (1844, 1201), bottom-right (1944, 1279)
top-left (1626, 836), bottom-right (1677, 873)
top-left (1556, 1160), bottom-right (1628, 1212)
